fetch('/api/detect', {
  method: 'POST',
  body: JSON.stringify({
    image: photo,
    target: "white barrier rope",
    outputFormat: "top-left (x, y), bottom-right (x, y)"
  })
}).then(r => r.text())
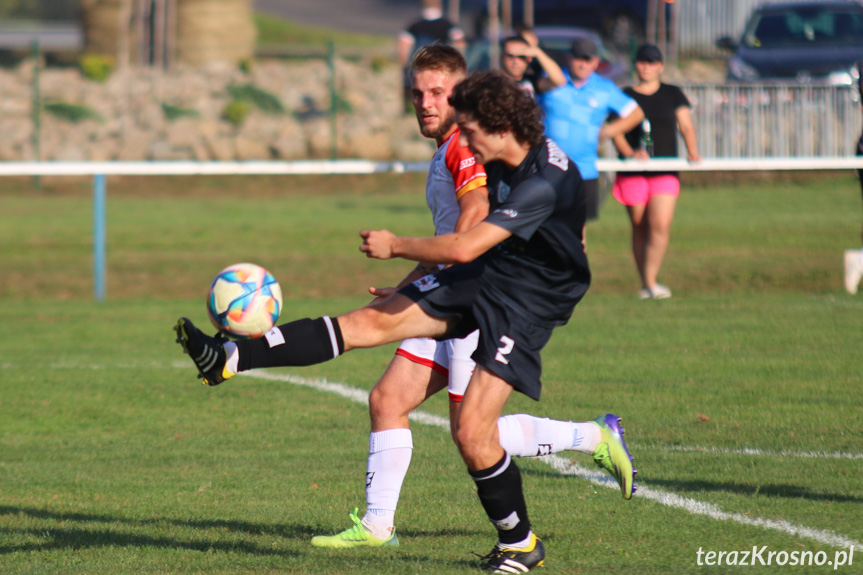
top-left (6, 157), bottom-right (860, 301)
top-left (1, 157), bottom-right (863, 176)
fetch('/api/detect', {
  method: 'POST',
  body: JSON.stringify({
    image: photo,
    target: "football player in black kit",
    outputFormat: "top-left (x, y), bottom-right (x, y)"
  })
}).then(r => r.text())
top-left (174, 70), bottom-right (635, 573)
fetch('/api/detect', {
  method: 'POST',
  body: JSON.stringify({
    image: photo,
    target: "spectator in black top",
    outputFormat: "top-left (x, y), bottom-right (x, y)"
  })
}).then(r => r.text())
top-left (611, 44), bottom-right (700, 300)
top-left (398, 0), bottom-right (465, 111)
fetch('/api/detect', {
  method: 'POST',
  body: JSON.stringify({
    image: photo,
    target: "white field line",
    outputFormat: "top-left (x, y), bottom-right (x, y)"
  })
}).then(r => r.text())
top-left (26, 362), bottom-right (863, 462)
top-left (12, 362), bottom-right (860, 548)
top-left (243, 370), bottom-right (862, 550)
top-left (631, 444), bottom-right (863, 461)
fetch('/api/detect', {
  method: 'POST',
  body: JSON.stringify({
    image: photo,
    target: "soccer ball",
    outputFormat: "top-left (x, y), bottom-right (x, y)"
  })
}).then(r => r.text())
top-left (206, 262), bottom-right (283, 339)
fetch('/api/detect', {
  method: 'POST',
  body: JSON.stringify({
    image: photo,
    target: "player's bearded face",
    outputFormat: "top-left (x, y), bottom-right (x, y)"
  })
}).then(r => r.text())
top-left (411, 69), bottom-right (461, 141)
top-left (419, 110), bottom-right (456, 140)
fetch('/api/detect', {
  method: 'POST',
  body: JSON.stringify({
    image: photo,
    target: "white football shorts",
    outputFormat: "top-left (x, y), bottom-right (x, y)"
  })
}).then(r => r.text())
top-left (395, 330), bottom-right (479, 402)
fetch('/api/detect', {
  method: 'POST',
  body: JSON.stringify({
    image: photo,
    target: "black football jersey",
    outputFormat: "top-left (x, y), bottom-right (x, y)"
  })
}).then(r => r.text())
top-left (481, 138), bottom-right (591, 326)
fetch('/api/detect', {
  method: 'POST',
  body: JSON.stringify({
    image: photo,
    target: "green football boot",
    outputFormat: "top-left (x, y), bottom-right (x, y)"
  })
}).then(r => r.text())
top-left (592, 413), bottom-right (637, 500)
top-left (310, 508), bottom-right (398, 548)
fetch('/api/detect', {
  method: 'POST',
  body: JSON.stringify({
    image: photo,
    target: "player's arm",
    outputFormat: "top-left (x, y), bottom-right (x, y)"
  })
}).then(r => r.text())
top-left (369, 185), bottom-right (489, 296)
top-left (454, 186), bottom-right (490, 233)
top-left (367, 261), bottom-right (439, 299)
top-left (360, 221), bottom-right (511, 265)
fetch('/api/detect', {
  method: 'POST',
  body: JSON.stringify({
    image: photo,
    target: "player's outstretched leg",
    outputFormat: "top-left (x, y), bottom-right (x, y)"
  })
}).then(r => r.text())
top-left (174, 317), bottom-right (234, 386)
top-left (592, 413), bottom-right (637, 499)
top-left (478, 533), bottom-right (545, 573)
top-left (310, 508), bottom-right (399, 548)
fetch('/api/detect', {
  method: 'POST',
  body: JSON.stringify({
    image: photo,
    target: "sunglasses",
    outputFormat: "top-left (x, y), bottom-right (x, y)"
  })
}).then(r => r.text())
top-left (503, 53), bottom-right (530, 61)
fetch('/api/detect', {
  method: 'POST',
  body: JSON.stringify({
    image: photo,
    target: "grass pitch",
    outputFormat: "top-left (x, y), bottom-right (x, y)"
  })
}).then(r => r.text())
top-left (1, 174), bottom-right (861, 574)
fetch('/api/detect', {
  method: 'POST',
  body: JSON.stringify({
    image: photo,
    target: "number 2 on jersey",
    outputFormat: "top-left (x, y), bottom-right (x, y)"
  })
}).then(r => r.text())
top-left (495, 335), bottom-right (515, 364)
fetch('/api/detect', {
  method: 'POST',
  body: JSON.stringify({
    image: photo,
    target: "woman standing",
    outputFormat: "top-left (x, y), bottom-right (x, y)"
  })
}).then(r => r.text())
top-left (612, 44), bottom-right (700, 299)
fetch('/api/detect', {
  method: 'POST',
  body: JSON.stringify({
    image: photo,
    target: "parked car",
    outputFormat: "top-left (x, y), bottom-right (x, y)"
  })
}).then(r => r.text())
top-left (716, 0), bottom-right (863, 85)
top-left (465, 26), bottom-right (629, 84)
top-left (0, 0), bottom-right (81, 65)
top-left (458, 0), bottom-right (649, 49)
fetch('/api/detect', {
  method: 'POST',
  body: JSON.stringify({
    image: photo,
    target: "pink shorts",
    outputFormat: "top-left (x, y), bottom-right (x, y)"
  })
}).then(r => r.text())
top-left (612, 174), bottom-right (680, 206)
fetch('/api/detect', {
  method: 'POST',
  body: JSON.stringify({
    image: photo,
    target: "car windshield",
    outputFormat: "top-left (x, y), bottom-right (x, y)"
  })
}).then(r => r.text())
top-left (743, 8), bottom-right (863, 48)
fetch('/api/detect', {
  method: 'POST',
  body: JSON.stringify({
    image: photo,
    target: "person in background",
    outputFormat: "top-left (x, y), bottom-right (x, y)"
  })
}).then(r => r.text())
top-left (844, 60), bottom-right (863, 294)
top-left (610, 44), bottom-right (700, 300)
top-left (397, 0), bottom-right (465, 111)
top-left (539, 37), bottom-right (644, 223)
top-left (498, 32), bottom-right (566, 97)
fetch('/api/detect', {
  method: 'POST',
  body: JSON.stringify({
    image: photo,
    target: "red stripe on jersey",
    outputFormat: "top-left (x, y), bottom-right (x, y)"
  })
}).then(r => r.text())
top-left (443, 128), bottom-right (487, 199)
top-left (395, 348), bottom-right (449, 377)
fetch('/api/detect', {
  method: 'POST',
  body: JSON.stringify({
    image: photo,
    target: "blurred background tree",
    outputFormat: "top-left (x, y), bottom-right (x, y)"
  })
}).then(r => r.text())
top-left (78, 0), bottom-right (255, 67)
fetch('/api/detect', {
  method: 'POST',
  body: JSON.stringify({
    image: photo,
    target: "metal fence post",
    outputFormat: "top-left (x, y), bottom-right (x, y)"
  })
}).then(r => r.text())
top-left (94, 174), bottom-right (107, 301)
top-left (31, 39), bottom-right (41, 190)
top-left (327, 41), bottom-right (337, 160)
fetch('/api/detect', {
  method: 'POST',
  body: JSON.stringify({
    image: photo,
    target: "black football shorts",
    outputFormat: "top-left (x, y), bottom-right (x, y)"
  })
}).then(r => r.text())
top-left (400, 260), bottom-right (551, 400)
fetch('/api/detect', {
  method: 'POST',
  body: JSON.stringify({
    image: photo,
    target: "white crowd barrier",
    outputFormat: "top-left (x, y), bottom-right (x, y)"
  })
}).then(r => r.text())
top-left (2, 157), bottom-right (863, 177)
top-left (4, 157), bottom-right (863, 301)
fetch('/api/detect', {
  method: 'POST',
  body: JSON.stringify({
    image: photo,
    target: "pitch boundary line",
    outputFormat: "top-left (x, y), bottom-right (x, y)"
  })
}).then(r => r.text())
top-left (630, 443), bottom-right (863, 460)
top-left (243, 370), bottom-right (862, 550)
top-left (29, 361), bottom-right (863, 462)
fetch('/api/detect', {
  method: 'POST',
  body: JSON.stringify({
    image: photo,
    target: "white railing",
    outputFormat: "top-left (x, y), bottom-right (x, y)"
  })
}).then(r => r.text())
top-left (682, 85), bottom-right (863, 159)
top-left (3, 157), bottom-right (863, 301)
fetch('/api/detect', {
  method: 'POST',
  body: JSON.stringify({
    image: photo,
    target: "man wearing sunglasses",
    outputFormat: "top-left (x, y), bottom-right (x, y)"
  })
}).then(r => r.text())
top-left (499, 33), bottom-right (566, 98)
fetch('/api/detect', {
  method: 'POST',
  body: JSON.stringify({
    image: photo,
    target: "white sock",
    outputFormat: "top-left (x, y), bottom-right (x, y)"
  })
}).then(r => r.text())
top-left (498, 415), bottom-right (601, 457)
top-left (361, 428), bottom-right (412, 539)
top-left (498, 530), bottom-right (534, 551)
top-left (224, 341), bottom-right (239, 374)
top-left (572, 421), bottom-right (601, 454)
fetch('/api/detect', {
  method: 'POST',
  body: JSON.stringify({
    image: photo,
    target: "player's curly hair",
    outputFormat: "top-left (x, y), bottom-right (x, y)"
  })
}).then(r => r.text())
top-left (450, 71), bottom-right (545, 147)
top-left (410, 44), bottom-right (467, 78)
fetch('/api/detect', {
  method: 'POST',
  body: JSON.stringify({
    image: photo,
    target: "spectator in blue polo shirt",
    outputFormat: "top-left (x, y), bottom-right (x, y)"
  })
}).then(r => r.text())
top-left (539, 37), bottom-right (644, 221)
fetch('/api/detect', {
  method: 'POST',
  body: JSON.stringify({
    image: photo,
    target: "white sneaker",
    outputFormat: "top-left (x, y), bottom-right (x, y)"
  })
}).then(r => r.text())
top-left (844, 249), bottom-right (863, 294)
top-left (648, 284), bottom-right (672, 299)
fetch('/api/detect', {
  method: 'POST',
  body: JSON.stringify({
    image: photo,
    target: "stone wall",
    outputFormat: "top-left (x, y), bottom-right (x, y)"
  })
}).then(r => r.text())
top-left (0, 58), bottom-right (436, 163)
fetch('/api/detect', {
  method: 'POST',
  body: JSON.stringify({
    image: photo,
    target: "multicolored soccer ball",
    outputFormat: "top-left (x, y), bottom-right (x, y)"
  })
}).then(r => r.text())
top-left (206, 263), bottom-right (283, 339)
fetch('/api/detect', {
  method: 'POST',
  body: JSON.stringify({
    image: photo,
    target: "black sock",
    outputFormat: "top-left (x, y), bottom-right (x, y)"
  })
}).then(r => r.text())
top-left (236, 316), bottom-right (344, 371)
top-left (469, 453), bottom-right (531, 545)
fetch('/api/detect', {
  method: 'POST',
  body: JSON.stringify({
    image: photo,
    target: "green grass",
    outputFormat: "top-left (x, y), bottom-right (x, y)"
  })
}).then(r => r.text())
top-left (1, 174), bottom-right (862, 574)
top-left (254, 13), bottom-right (393, 49)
